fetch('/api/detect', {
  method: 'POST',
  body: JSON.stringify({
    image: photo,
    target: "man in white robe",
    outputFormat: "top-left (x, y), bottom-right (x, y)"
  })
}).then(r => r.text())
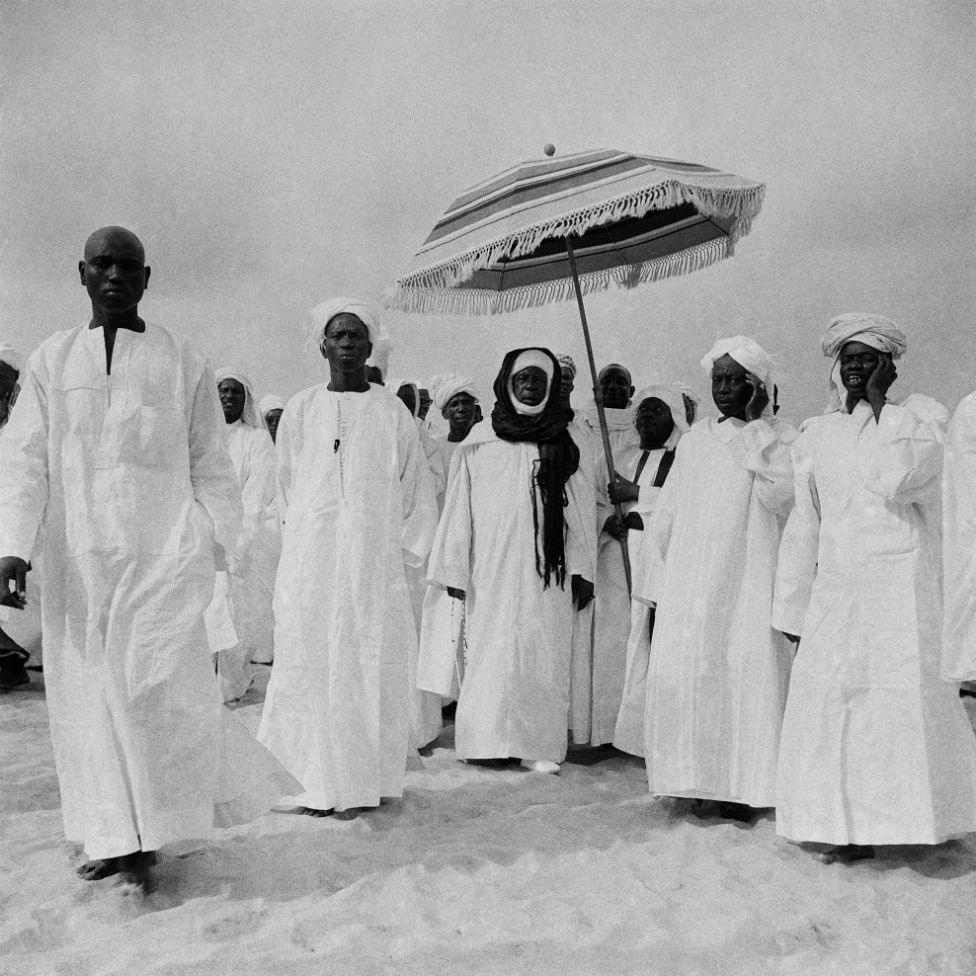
top-left (637, 337), bottom-right (796, 820)
top-left (258, 298), bottom-right (438, 816)
top-left (417, 374), bottom-right (481, 704)
top-left (611, 386), bottom-right (689, 756)
top-left (424, 348), bottom-right (595, 774)
top-left (258, 393), bottom-right (285, 443)
top-left (773, 314), bottom-right (976, 862)
top-left (0, 227), bottom-right (274, 889)
top-left (944, 389), bottom-right (976, 691)
top-left (205, 368), bottom-right (277, 697)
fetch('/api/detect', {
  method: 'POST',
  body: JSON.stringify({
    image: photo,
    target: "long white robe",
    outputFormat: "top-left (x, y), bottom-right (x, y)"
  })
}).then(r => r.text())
top-left (612, 446), bottom-right (678, 757)
top-left (258, 384), bottom-right (437, 811)
top-left (638, 417), bottom-right (796, 805)
top-left (943, 391), bottom-right (976, 683)
top-left (427, 425), bottom-right (595, 762)
top-left (773, 397), bottom-right (976, 844)
top-left (207, 420), bottom-right (278, 699)
top-left (416, 432), bottom-right (467, 702)
top-left (0, 324), bottom-right (246, 859)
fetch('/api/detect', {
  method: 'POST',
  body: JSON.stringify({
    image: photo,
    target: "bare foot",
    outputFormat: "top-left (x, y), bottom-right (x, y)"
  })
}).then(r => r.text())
top-left (300, 806), bottom-right (335, 817)
top-left (77, 857), bottom-right (121, 880)
top-left (816, 844), bottom-right (875, 865)
top-left (334, 806), bottom-right (370, 821)
top-left (519, 759), bottom-right (560, 774)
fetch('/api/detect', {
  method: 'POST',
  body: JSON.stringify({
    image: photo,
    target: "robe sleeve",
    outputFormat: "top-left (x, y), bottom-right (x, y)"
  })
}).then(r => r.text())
top-left (564, 461), bottom-right (597, 583)
top-left (725, 418), bottom-right (796, 516)
top-left (942, 393), bottom-right (976, 682)
top-left (426, 447), bottom-right (473, 591)
top-left (234, 429), bottom-right (277, 562)
top-left (273, 402), bottom-right (298, 524)
top-left (772, 432), bottom-right (820, 637)
top-left (188, 361), bottom-right (242, 559)
top-left (399, 412), bottom-right (439, 568)
top-left (855, 397), bottom-right (947, 505)
top-left (632, 440), bottom-right (684, 607)
top-left (0, 357), bottom-right (49, 561)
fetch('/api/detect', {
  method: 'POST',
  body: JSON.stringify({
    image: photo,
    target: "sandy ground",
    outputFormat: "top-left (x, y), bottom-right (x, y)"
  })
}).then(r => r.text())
top-left (2, 671), bottom-right (975, 976)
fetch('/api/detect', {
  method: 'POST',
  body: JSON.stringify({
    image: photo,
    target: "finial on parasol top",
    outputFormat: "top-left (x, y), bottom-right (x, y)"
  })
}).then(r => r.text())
top-left (543, 143), bottom-right (555, 157)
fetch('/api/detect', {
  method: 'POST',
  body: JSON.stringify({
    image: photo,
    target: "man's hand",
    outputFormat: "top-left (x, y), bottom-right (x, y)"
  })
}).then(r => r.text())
top-left (0, 556), bottom-right (29, 609)
top-left (447, 586), bottom-right (465, 601)
top-left (602, 514), bottom-right (627, 540)
top-left (608, 475), bottom-right (639, 505)
top-left (866, 352), bottom-right (897, 420)
top-left (744, 373), bottom-right (770, 422)
top-left (571, 575), bottom-right (594, 611)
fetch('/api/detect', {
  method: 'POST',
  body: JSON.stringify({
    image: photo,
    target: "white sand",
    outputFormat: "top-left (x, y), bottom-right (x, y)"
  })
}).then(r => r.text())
top-left (3, 675), bottom-right (975, 976)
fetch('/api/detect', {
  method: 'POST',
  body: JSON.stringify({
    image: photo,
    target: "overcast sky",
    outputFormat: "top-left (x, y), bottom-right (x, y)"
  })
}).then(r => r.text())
top-left (2, 0), bottom-right (973, 420)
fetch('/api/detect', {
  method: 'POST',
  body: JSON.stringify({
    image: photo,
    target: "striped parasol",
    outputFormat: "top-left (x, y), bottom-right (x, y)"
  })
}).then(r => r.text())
top-left (389, 147), bottom-right (764, 316)
top-left (390, 146), bottom-right (765, 588)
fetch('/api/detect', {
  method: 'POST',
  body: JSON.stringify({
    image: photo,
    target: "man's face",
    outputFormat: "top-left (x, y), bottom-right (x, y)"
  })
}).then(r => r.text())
top-left (711, 354), bottom-right (752, 418)
top-left (512, 366), bottom-right (548, 407)
top-left (322, 313), bottom-right (372, 372)
top-left (218, 379), bottom-right (246, 423)
top-left (397, 384), bottom-right (418, 416)
top-left (599, 368), bottom-right (633, 409)
top-left (559, 368), bottom-right (575, 404)
top-left (443, 391), bottom-right (476, 429)
top-left (839, 341), bottom-right (880, 396)
top-left (79, 230), bottom-right (149, 315)
top-left (635, 396), bottom-right (675, 448)
top-left (418, 388), bottom-right (432, 420)
top-left (265, 408), bottom-right (283, 442)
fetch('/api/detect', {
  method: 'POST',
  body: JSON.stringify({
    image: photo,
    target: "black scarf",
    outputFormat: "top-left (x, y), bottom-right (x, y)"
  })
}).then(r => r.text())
top-left (490, 348), bottom-right (580, 590)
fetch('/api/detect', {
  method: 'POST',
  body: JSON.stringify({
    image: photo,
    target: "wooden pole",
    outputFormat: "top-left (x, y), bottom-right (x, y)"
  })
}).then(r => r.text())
top-left (565, 236), bottom-right (632, 592)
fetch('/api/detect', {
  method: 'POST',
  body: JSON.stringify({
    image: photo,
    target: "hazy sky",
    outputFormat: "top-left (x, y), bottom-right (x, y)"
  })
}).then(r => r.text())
top-left (2, 0), bottom-right (973, 420)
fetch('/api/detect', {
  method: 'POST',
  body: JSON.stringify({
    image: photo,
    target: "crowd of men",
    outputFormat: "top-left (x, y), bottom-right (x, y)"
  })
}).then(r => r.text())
top-left (1, 225), bottom-right (975, 892)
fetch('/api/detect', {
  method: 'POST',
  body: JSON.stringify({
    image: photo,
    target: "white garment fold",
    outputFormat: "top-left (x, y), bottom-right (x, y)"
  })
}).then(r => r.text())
top-left (943, 392), bottom-right (976, 682)
top-left (258, 384), bottom-right (437, 811)
top-left (425, 424), bottom-right (594, 763)
top-left (638, 417), bottom-right (797, 805)
top-left (773, 397), bottom-right (976, 844)
top-left (0, 323), bottom-right (254, 859)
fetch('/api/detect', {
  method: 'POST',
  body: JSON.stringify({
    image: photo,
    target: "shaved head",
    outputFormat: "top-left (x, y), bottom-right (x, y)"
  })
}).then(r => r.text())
top-left (84, 226), bottom-right (145, 263)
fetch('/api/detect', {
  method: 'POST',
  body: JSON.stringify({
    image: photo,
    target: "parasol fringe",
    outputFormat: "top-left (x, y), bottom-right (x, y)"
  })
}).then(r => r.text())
top-left (392, 179), bottom-right (764, 300)
top-left (389, 238), bottom-right (734, 316)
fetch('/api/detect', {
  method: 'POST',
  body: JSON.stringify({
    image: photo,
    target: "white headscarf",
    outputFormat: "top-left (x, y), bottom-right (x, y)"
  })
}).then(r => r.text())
top-left (0, 343), bottom-right (23, 373)
top-left (258, 393), bottom-right (286, 417)
top-left (509, 349), bottom-right (554, 417)
top-left (821, 313), bottom-right (907, 412)
top-left (387, 377), bottom-right (420, 418)
top-left (215, 367), bottom-right (263, 428)
top-left (429, 373), bottom-right (480, 413)
top-left (308, 297), bottom-right (381, 347)
top-left (633, 384), bottom-right (691, 447)
top-left (700, 336), bottom-right (775, 387)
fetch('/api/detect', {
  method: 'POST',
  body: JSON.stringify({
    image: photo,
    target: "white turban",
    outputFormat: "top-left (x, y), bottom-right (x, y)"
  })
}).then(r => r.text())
top-left (633, 384), bottom-right (691, 444)
top-left (0, 343), bottom-right (23, 373)
top-left (556, 354), bottom-right (577, 378)
top-left (258, 394), bottom-right (285, 416)
top-left (821, 313), bottom-right (907, 359)
top-left (509, 349), bottom-right (555, 417)
top-left (308, 297), bottom-right (382, 349)
top-left (700, 336), bottom-right (775, 387)
top-left (429, 373), bottom-right (480, 413)
top-left (215, 366), bottom-right (263, 428)
top-left (821, 313), bottom-right (907, 412)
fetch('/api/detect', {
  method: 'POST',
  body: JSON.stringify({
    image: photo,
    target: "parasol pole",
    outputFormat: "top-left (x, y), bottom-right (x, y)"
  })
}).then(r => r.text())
top-left (565, 235), bottom-right (632, 592)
